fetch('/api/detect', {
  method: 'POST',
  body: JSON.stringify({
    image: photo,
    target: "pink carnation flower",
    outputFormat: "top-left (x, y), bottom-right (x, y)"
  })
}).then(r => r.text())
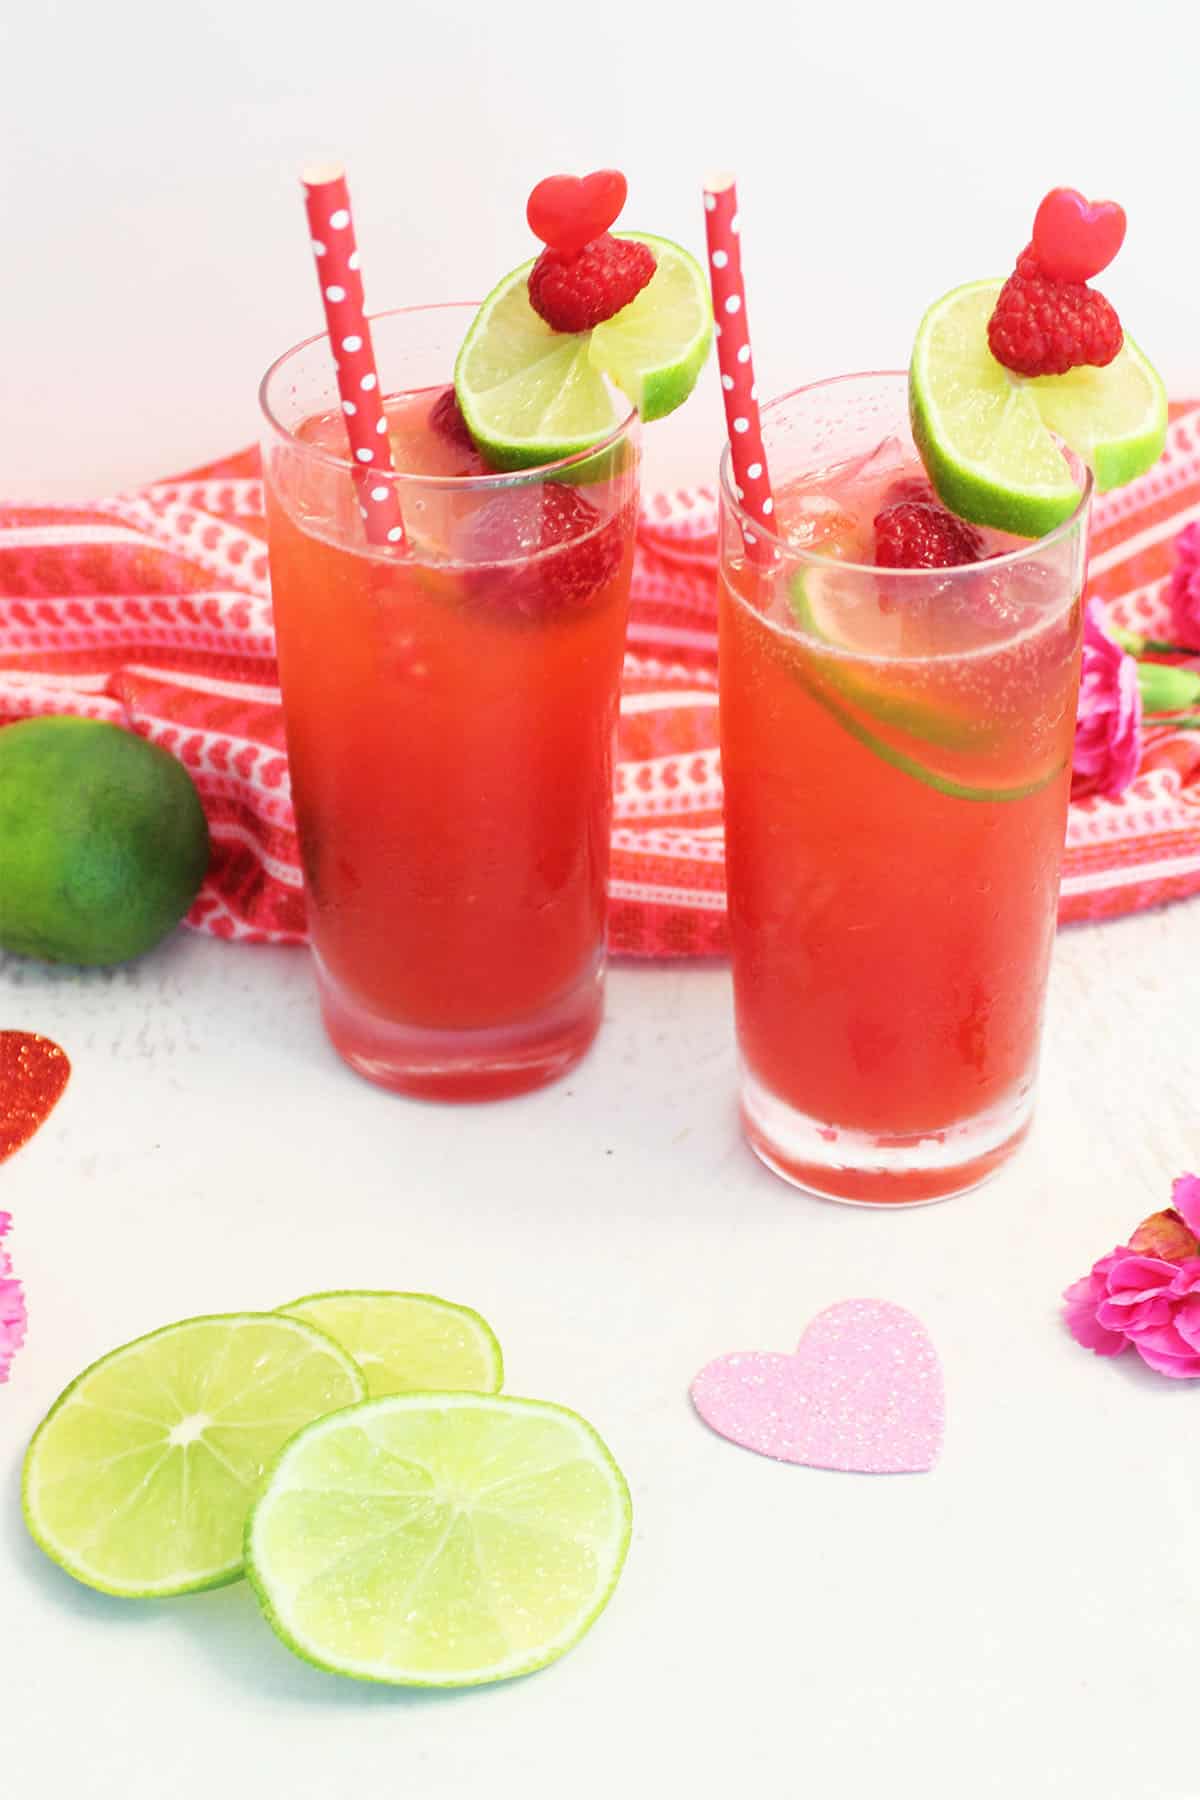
top-left (1168, 520), bottom-right (1200, 651)
top-left (1071, 600), bottom-right (1143, 801)
top-left (0, 1212), bottom-right (28, 1384)
top-left (1063, 1175), bottom-right (1200, 1378)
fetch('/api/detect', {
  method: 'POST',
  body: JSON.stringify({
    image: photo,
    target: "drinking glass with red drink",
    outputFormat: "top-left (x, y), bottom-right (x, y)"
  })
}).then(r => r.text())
top-left (718, 372), bottom-right (1090, 1201)
top-left (262, 168), bottom-right (710, 1097)
top-left (707, 178), bottom-right (1165, 1202)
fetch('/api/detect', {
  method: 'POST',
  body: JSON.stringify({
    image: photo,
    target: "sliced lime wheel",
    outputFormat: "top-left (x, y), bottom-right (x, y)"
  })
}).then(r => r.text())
top-left (245, 1393), bottom-right (632, 1687)
top-left (454, 280), bottom-right (612, 472)
top-left (789, 568), bottom-right (991, 752)
top-left (773, 573), bottom-right (1064, 803)
top-left (589, 236), bottom-right (713, 422)
top-left (804, 678), bottom-right (1065, 803)
top-left (22, 1313), bottom-right (366, 1597)
top-left (1030, 344), bottom-right (1168, 495)
top-left (910, 280), bottom-right (1167, 535)
top-left (455, 234), bottom-right (711, 469)
top-left (279, 1291), bottom-right (503, 1400)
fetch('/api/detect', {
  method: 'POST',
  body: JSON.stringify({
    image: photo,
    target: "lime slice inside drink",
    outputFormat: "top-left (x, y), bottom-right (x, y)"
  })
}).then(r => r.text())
top-left (789, 568), bottom-right (990, 751)
top-left (22, 1313), bottom-right (366, 1597)
top-left (455, 234), bottom-right (711, 469)
top-left (779, 566), bottom-right (1068, 802)
top-left (910, 280), bottom-right (1167, 536)
top-left (279, 1291), bottom-right (503, 1400)
top-left (245, 1393), bottom-right (632, 1686)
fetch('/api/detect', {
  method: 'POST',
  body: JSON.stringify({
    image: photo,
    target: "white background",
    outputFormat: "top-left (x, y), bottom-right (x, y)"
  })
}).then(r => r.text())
top-left (3, 0), bottom-right (1198, 501)
top-left (3, 5), bottom-right (1200, 1798)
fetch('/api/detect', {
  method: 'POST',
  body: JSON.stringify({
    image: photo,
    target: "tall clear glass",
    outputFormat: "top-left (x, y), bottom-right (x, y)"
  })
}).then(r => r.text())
top-left (718, 373), bottom-right (1091, 1204)
top-left (260, 305), bottom-right (641, 1100)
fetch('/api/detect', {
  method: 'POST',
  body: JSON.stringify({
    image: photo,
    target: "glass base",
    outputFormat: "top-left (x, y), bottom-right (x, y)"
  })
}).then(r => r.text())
top-left (739, 1064), bottom-right (1035, 1206)
top-left (314, 953), bottom-right (604, 1102)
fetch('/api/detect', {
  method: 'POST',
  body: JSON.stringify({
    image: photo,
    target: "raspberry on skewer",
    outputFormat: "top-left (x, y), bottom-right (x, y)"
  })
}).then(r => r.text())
top-left (988, 243), bottom-right (1122, 378)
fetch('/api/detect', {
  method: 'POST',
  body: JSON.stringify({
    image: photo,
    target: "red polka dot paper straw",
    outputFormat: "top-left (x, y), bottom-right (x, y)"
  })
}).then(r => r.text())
top-left (704, 173), bottom-right (774, 560)
top-left (301, 164), bottom-right (406, 550)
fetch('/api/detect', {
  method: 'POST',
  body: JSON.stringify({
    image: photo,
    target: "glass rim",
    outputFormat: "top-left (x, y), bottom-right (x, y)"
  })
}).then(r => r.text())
top-left (258, 300), bottom-right (639, 492)
top-left (717, 368), bottom-right (1095, 579)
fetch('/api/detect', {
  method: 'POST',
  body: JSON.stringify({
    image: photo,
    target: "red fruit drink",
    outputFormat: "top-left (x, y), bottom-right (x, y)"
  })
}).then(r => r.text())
top-left (261, 307), bottom-right (640, 1099)
top-left (718, 374), bottom-right (1090, 1203)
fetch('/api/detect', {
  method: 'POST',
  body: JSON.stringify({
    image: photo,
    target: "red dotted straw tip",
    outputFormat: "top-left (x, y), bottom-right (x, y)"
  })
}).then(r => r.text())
top-left (703, 174), bottom-right (774, 562)
top-left (301, 166), bottom-right (406, 550)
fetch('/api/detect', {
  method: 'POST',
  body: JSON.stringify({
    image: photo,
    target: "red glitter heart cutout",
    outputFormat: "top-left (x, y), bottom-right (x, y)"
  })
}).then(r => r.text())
top-left (0, 1032), bottom-right (71, 1163)
top-left (1032, 187), bottom-right (1126, 285)
top-left (526, 170), bottom-right (627, 259)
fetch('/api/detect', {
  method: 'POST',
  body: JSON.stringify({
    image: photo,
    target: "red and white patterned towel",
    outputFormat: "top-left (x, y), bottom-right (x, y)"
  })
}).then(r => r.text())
top-left (2, 410), bottom-right (1199, 958)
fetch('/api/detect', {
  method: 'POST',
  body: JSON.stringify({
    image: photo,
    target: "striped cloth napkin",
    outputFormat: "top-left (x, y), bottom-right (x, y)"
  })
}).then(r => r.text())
top-left (2, 408), bottom-right (1198, 958)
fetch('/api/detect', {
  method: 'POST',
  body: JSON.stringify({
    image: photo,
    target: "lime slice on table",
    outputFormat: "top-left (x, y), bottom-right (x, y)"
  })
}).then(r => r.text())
top-left (22, 1313), bottom-right (366, 1597)
top-left (455, 234), bottom-right (712, 470)
top-left (279, 1291), bottom-right (503, 1400)
top-left (245, 1393), bottom-right (632, 1687)
top-left (910, 280), bottom-right (1167, 536)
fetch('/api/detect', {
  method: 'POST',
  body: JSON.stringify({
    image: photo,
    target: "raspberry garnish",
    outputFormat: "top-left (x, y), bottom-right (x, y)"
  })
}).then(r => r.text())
top-left (429, 385), bottom-right (475, 450)
top-left (987, 245), bottom-right (1123, 378)
top-left (873, 498), bottom-right (984, 570)
top-left (465, 485), bottom-right (629, 618)
top-left (528, 234), bottom-right (657, 334)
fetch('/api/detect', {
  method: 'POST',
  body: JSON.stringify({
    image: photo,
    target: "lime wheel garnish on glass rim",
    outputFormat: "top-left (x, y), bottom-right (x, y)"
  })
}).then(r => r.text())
top-left (909, 187), bottom-right (1167, 537)
top-left (455, 169), bottom-right (712, 471)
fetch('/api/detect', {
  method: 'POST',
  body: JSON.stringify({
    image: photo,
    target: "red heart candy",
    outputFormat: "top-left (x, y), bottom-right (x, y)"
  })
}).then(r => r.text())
top-left (1032, 187), bottom-right (1126, 285)
top-left (526, 170), bottom-right (627, 258)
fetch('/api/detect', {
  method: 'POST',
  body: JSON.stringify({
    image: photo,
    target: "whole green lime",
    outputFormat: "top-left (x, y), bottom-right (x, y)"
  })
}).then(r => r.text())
top-left (0, 716), bottom-right (210, 965)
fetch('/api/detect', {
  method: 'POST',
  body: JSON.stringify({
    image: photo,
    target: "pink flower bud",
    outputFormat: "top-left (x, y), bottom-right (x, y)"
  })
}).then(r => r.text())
top-left (1129, 1209), bottom-right (1200, 1261)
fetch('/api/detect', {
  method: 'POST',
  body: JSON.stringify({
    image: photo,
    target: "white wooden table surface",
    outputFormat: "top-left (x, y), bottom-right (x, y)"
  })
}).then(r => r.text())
top-left (2, 908), bottom-right (1198, 1800)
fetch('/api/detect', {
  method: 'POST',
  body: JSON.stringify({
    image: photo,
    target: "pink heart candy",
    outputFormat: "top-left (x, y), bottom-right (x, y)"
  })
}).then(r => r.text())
top-left (1032, 187), bottom-right (1126, 285)
top-left (691, 1298), bottom-right (944, 1474)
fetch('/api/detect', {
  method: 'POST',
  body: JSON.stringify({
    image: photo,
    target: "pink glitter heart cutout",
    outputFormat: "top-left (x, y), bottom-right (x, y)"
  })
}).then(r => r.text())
top-left (690, 1299), bottom-right (944, 1474)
